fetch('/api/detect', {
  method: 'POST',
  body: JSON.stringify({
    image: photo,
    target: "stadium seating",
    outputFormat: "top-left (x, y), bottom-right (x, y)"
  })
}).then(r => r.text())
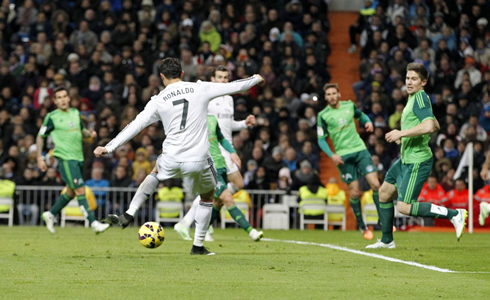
top-left (0, 197), bottom-right (14, 227)
top-left (262, 203), bottom-right (290, 230)
top-left (154, 201), bottom-right (184, 225)
top-left (61, 200), bottom-right (89, 228)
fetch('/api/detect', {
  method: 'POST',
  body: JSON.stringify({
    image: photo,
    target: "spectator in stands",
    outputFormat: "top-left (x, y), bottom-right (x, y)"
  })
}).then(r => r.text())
top-left (111, 165), bottom-right (133, 188)
top-left (454, 57), bottom-right (482, 89)
top-left (86, 164), bottom-right (110, 217)
top-left (418, 174), bottom-right (448, 207)
top-left (276, 167), bottom-right (293, 191)
top-left (459, 115), bottom-right (487, 142)
top-left (348, 0), bottom-right (377, 54)
top-left (263, 146), bottom-right (286, 184)
top-left (447, 178), bottom-right (469, 210)
top-left (297, 178), bottom-right (327, 224)
top-left (132, 147), bottom-right (152, 181)
top-left (297, 141), bottom-right (319, 171)
top-left (479, 106), bottom-right (490, 132)
top-left (291, 160), bottom-right (322, 191)
top-left (247, 166), bottom-right (270, 190)
top-left (243, 159), bottom-right (257, 187)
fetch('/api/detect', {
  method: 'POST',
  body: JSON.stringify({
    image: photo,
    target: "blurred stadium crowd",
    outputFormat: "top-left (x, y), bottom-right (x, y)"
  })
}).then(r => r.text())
top-left (0, 0), bottom-right (489, 210)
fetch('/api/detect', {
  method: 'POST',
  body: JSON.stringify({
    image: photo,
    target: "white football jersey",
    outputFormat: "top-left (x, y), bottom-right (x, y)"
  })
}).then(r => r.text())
top-left (207, 95), bottom-right (247, 144)
top-left (105, 76), bottom-right (260, 162)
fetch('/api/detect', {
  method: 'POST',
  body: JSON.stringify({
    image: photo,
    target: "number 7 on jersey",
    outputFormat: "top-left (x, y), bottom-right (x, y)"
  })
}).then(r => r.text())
top-left (173, 99), bottom-right (189, 130)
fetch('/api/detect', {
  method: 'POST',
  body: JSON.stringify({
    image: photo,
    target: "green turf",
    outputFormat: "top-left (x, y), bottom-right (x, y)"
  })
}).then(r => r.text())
top-left (1, 226), bottom-right (489, 299)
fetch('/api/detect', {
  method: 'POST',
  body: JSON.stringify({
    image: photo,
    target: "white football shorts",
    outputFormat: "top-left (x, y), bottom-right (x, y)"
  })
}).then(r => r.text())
top-left (156, 155), bottom-right (217, 196)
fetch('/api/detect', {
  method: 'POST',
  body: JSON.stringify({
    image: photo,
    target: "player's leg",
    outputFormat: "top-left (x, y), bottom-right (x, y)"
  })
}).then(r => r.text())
top-left (42, 184), bottom-right (72, 234)
top-left (347, 179), bottom-right (373, 239)
top-left (222, 149), bottom-right (244, 194)
top-left (189, 159), bottom-right (218, 255)
top-left (366, 159), bottom-right (401, 249)
top-left (227, 171), bottom-right (244, 194)
top-left (366, 181), bottom-right (398, 249)
top-left (106, 165), bottom-right (160, 228)
top-left (74, 185), bottom-right (110, 233)
top-left (42, 159), bottom-right (77, 233)
top-left (219, 188), bottom-right (264, 241)
top-left (359, 149), bottom-right (381, 216)
top-left (338, 154), bottom-right (363, 230)
top-left (174, 196), bottom-right (198, 241)
top-left (479, 201), bottom-right (490, 226)
top-left (397, 158), bottom-right (466, 240)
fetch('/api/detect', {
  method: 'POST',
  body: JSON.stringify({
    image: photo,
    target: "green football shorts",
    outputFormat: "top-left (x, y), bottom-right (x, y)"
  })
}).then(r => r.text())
top-left (58, 159), bottom-right (85, 189)
top-left (213, 167), bottom-right (228, 199)
top-left (385, 157), bottom-right (433, 204)
top-left (338, 149), bottom-right (376, 184)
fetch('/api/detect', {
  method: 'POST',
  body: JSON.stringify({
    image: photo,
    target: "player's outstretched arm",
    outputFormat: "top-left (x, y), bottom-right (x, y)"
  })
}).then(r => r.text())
top-left (231, 115), bottom-right (255, 131)
top-left (94, 146), bottom-right (108, 157)
top-left (203, 75), bottom-right (263, 99)
top-left (103, 101), bottom-right (160, 154)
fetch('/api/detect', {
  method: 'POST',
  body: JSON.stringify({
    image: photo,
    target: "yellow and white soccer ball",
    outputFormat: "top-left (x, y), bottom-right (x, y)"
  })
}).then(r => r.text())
top-left (138, 222), bottom-right (165, 249)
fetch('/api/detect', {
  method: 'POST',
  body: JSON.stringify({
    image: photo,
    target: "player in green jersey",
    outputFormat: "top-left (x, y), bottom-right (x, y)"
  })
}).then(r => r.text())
top-left (37, 87), bottom-right (110, 234)
top-left (317, 83), bottom-right (380, 240)
top-left (367, 63), bottom-right (468, 249)
top-left (174, 115), bottom-right (263, 241)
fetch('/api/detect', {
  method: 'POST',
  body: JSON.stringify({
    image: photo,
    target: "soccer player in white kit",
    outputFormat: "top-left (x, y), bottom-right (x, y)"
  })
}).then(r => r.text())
top-left (174, 66), bottom-right (263, 241)
top-left (94, 58), bottom-right (263, 255)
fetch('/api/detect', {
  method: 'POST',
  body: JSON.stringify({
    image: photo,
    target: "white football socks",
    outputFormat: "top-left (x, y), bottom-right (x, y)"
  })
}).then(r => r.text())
top-left (193, 201), bottom-right (213, 247)
top-left (181, 196), bottom-right (200, 228)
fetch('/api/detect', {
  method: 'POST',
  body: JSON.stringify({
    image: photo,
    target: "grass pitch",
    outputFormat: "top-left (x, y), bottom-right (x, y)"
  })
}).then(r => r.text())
top-left (1, 226), bottom-right (490, 299)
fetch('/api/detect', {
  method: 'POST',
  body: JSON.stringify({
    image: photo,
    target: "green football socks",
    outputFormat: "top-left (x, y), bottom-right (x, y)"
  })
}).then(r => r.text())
top-left (372, 190), bottom-right (380, 218)
top-left (50, 193), bottom-right (71, 215)
top-left (228, 205), bottom-right (253, 233)
top-left (379, 202), bottom-right (394, 243)
top-left (77, 194), bottom-right (95, 223)
top-left (410, 202), bottom-right (458, 219)
top-left (350, 198), bottom-right (366, 229)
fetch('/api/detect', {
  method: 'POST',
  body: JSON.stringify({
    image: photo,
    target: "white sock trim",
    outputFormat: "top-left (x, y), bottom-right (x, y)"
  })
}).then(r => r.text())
top-left (430, 204), bottom-right (448, 216)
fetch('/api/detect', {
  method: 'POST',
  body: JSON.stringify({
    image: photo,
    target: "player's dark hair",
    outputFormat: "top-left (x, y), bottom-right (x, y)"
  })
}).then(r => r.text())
top-left (407, 62), bottom-right (429, 81)
top-left (323, 83), bottom-right (339, 92)
top-left (212, 65), bottom-right (229, 77)
top-left (53, 86), bottom-right (68, 98)
top-left (158, 58), bottom-right (182, 79)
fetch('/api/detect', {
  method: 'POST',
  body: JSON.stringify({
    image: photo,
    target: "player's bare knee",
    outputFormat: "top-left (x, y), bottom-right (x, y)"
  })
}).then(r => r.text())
top-left (349, 187), bottom-right (361, 199)
top-left (65, 187), bottom-right (75, 198)
top-left (397, 202), bottom-right (411, 215)
top-left (232, 178), bottom-right (244, 190)
top-left (222, 194), bottom-right (235, 208)
top-left (370, 181), bottom-right (380, 191)
top-left (74, 186), bottom-right (85, 196)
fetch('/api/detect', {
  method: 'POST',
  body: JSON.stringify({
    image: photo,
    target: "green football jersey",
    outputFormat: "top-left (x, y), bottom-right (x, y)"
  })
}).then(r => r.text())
top-left (207, 115), bottom-right (227, 169)
top-left (38, 108), bottom-right (85, 161)
top-left (317, 100), bottom-right (368, 156)
top-left (400, 90), bottom-right (434, 164)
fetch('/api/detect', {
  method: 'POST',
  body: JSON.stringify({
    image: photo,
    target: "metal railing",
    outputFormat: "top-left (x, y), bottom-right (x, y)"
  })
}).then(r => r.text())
top-left (13, 185), bottom-right (298, 228)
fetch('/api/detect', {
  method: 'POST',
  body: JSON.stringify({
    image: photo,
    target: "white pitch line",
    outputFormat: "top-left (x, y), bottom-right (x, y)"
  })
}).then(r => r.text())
top-left (262, 238), bottom-right (490, 274)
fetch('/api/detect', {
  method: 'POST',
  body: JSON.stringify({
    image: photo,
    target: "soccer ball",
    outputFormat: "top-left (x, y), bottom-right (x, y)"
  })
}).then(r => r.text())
top-left (138, 222), bottom-right (165, 249)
